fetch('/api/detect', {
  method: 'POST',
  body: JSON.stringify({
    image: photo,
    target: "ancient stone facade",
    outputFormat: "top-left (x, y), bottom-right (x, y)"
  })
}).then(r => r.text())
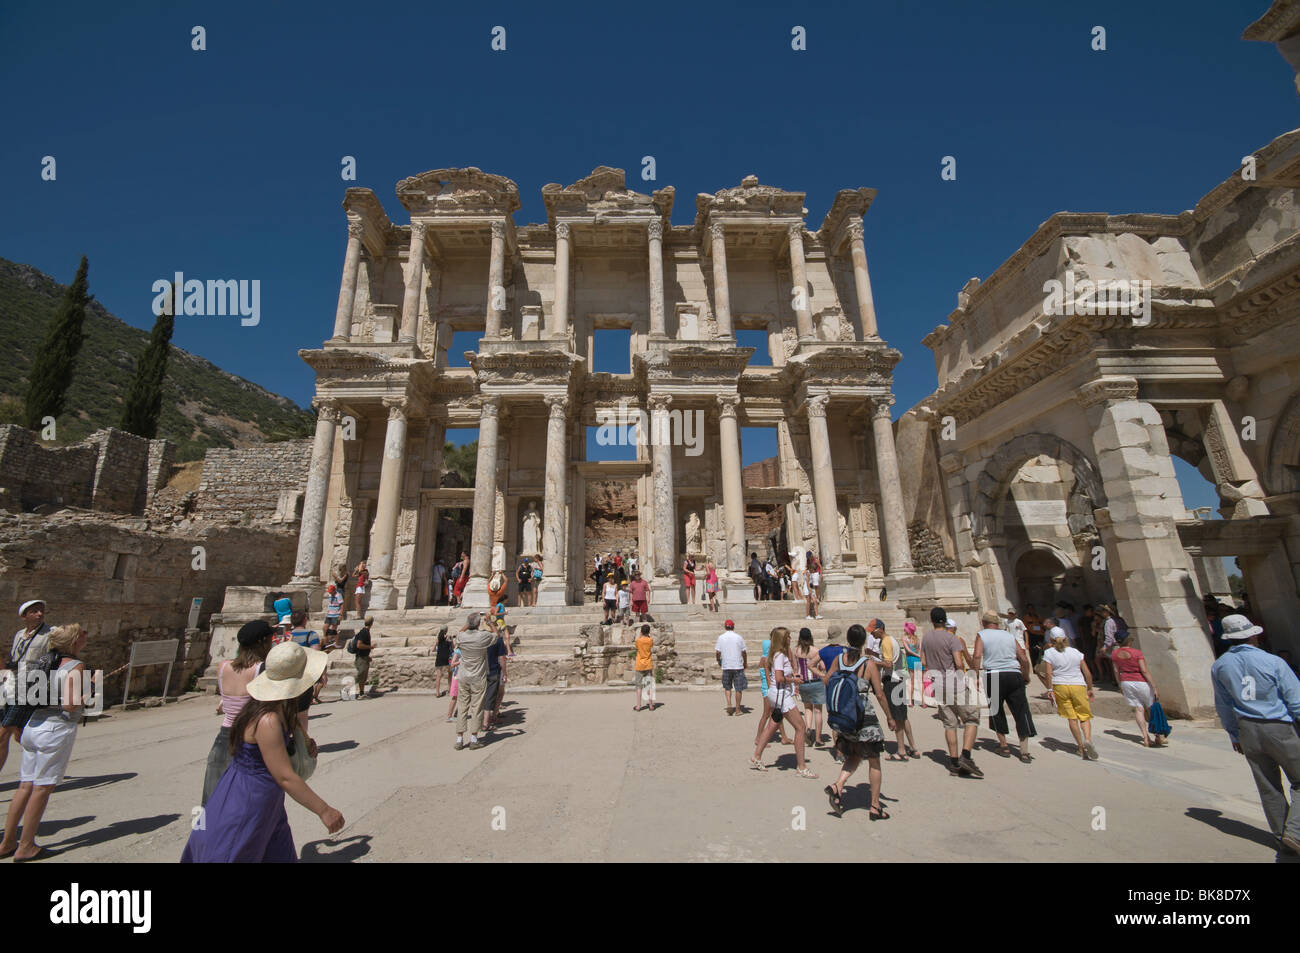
top-left (291, 167), bottom-right (915, 610)
top-left (0, 425), bottom-right (172, 514)
top-left (195, 439), bottom-right (313, 525)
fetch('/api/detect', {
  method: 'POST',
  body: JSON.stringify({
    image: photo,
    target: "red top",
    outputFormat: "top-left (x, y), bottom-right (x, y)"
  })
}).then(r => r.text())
top-left (629, 579), bottom-right (650, 602)
top-left (1111, 646), bottom-right (1146, 682)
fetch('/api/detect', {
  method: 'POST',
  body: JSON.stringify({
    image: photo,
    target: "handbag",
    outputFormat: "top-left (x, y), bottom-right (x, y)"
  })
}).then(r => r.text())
top-left (288, 725), bottom-right (317, 780)
top-left (771, 684), bottom-right (786, 724)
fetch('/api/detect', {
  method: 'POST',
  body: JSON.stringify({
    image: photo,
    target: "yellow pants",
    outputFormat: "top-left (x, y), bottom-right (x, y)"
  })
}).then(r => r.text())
top-left (1053, 684), bottom-right (1092, 721)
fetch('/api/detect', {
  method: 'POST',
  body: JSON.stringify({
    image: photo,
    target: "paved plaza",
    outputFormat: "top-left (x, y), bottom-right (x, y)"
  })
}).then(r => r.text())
top-left (0, 688), bottom-right (1290, 863)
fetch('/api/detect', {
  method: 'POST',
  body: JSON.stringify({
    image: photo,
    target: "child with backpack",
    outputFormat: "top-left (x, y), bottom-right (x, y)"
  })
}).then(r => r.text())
top-left (823, 623), bottom-right (896, 820)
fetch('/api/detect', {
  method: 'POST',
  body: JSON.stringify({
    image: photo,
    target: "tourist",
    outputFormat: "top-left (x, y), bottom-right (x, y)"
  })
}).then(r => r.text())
top-left (1078, 605), bottom-right (1097, 666)
top-left (483, 627), bottom-right (509, 732)
top-left (353, 616), bottom-right (374, 699)
top-left (0, 623), bottom-right (88, 862)
top-left (492, 598), bottom-right (509, 641)
top-left (287, 610), bottom-right (326, 703)
top-left (902, 621), bottom-right (923, 706)
top-left (799, 564), bottom-right (815, 620)
top-left (353, 559), bottom-right (370, 616)
top-left (716, 620), bottom-right (748, 715)
top-left (629, 571), bottom-right (651, 623)
top-left (1210, 614), bottom-right (1300, 854)
top-left (1111, 632), bottom-right (1165, 747)
top-left (792, 628), bottom-right (828, 747)
top-left (531, 557), bottom-right (545, 601)
top-left (451, 552), bottom-right (470, 607)
top-left (704, 559), bottom-right (720, 612)
top-left (182, 641), bottom-right (344, 861)
top-left (1022, 604), bottom-right (1046, 666)
top-left (617, 580), bottom-right (631, 624)
top-left (332, 565), bottom-right (350, 617)
top-left (823, 622), bottom-right (894, 819)
top-left (972, 610), bottom-right (1035, 763)
top-left (1005, 607), bottom-right (1028, 659)
top-left (445, 641), bottom-right (461, 722)
top-left (516, 558), bottom-right (533, 608)
top-left (921, 607), bottom-right (983, 777)
top-left (1042, 626), bottom-right (1098, 760)
top-left (202, 620), bottom-right (273, 806)
top-left (1055, 603), bottom-right (1079, 648)
top-left (488, 566), bottom-right (507, 613)
top-left (878, 621), bottom-right (919, 759)
top-left (628, 552), bottom-right (639, 575)
top-left (634, 624), bottom-right (656, 712)
top-left (751, 627), bottom-right (818, 778)
top-left (323, 585), bottom-right (344, 649)
top-left (454, 613), bottom-right (494, 750)
top-left (602, 575), bottom-right (619, 625)
top-left (756, 636), bottom-right (793, 746)
top-left (1, 599), bottom-right (53, 776)
top-left (808, 554), bottom-right (824, 619)
top-left (434, 627), bottom-right (453, 696)
top-left (865, 618), bottom-right (884, 663)
top-left (431, 558), bottom-right (448, 606)
top-left (682, 554), bottom-right (698, 606)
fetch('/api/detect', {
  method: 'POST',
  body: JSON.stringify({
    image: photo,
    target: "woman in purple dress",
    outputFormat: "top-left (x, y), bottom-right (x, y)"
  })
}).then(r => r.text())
top-left (183, 642), bottom-right (343, 862)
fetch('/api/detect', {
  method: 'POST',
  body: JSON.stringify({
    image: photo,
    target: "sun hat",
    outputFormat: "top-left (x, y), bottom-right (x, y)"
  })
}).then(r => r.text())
top-left (903, 621), bottom-right (917, 635)
top-left (18, 599), bottom-right (45, 617)
top-left (248, 641), bottom-right (328, 701)
top-left (724, 619), bottom-right (735, 629)
top-left (237, 619), bottom-right (274, 646)
top-left (1221, 613), bottom-right (1263, 640)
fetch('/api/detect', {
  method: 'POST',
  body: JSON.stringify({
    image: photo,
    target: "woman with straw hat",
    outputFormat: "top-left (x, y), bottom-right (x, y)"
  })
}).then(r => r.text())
top-left (182, 641), bottom-right (343, 862)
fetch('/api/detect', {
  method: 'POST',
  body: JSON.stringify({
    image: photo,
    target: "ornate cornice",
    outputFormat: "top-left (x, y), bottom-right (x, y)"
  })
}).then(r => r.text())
top-left (1077, 376), bottom-right (1139, 408)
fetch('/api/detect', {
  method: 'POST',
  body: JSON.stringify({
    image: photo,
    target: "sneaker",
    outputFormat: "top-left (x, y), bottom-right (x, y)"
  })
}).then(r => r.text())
top-left (958, 756), bottom-right (983, 778)
top-left (454, 740), bottom-right (464, 751)
top-left (947, 760), bottom-right (964, 777)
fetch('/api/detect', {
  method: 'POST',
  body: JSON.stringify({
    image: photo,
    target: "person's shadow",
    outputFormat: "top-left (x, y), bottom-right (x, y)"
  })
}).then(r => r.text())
top-left (1184, 808), bottom-right (1296, 860)
top-left (1103, 728), bottom-right (1147, 746)
top-left (300, 834), bottom-right (372, 863)
top-left (2, 771), bottom-right (137, 795)
top-left (317, 740), bottom-right (359, 754)
top-left (1037, 737), bottom-right (1081, 755)
top-left (46, 813), bottom-right (181, 854)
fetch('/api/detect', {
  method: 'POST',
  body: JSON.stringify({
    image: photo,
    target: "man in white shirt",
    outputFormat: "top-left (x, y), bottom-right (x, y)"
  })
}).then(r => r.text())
top-left (1005, 608), bottom-right (1028, 655)
top-left (714, 620), bottom-right (748, 716)
top-left (1054, 603), bottom-right (1079, 648)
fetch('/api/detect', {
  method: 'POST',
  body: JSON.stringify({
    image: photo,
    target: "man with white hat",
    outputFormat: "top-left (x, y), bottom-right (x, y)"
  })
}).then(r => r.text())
top-left (1210, 613), bottom-right (1300, 854)
top-left (0, 600), bottom-right (54, 775)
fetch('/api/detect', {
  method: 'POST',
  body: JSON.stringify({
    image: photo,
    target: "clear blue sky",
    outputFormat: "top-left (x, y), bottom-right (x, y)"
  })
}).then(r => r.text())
top-left (3, 0), bottom-right (1294, 504)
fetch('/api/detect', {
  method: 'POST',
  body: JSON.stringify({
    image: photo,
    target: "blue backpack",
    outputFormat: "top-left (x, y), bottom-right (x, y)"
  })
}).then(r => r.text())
top-left (826, 657), bottom-right (867, 734)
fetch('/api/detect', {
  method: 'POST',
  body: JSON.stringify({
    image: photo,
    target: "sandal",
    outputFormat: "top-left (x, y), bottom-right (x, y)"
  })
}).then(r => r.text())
top-left (0, 846), bottom-right (14, 860)
top-left (795, 767), bottom-right (820, 780)
top-left (825, 785), bottom-right (843, 817)
top-left (906, 747), bottom-right (921, 759)
top-left (869, 806), bottom-right (891, 821)
top-left (886, 754), bottom-right (906, 762)
top-left (748, 757), bottom-right (767, 771)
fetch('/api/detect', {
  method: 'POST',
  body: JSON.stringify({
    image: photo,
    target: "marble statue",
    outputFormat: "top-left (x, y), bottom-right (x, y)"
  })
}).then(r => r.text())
top-left (685, 510), bottom-right (702, 554)
top-left (838, 510), bottom-right (851, 552)
top-left (521, 501), bottom-right (541, 556)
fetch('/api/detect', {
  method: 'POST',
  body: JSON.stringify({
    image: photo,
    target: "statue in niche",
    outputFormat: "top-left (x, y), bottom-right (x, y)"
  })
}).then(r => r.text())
top-left (684, 510), bottom-right (702, 555)
top-left (838, 510), bottom-right (851, 552)
top-left (491, 544), bottom-right (506, 572)
top-left (521, 501), bottom-right (542, 557)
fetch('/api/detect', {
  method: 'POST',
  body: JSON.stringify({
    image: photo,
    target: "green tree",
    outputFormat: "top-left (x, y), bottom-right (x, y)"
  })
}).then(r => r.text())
top-left (119, 285), bottom-right (175, 438)
top-left (25, 256), bottom-right (90, 431)
top-left (443, 440), bottom-right (478, 486)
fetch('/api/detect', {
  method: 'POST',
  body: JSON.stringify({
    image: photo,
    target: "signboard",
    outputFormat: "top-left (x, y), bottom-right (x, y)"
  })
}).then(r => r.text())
top-left (123, 639), bottom-right (180, 706)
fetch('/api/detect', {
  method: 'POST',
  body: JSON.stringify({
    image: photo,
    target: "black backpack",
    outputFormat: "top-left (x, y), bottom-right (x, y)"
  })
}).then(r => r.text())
top-left (6, 650), bottom-right (64, 723)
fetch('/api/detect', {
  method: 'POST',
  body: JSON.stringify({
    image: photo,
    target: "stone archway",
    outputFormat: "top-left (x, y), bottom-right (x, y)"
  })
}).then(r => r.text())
top-left (1011, 546), bottom-right (1072, 616)
top-left (971, 433), bottom-right (1107, 541)
top-left (1266, 390), bottom-right (1300, 498)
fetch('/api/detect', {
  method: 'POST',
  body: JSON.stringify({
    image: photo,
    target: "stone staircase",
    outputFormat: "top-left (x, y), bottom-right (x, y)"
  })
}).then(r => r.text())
top-left (321, 599), bottom-right (913, 697)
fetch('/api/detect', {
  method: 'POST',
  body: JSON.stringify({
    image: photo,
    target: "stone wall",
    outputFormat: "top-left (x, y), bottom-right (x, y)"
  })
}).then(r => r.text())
top-left (195, 439), bottom-right (313, 524)
top-left (0, 510), bottom-right (298, 701)
top-left (0, 425), bottom-right (172, 515)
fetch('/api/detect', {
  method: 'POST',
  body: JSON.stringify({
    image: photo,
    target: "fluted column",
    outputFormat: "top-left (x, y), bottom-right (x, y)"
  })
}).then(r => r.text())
top-left (709, 222), bottom-right (733, 338)
top-left (787, 224), bottom-right (815, 340)
top-left (647, 220), bottom-right (666, 339)
top-left (400, 223), bottom-right (426, 344)
top-left (806, 393), bottom-right (843, 570)
top-left (717, 394), bottom-right (746, 573)
top-left (551, 222), bottom-right (571, 340)
top-left (870, 396), bottom-right (914, 576)
top-left (649, 394), bottom-right (676, 581)
top-left (486, 221), bottom-right (506, 339)
top-left (367, 399), bottom-right (410, 609)
top-left (290, 401), bottom-right (341, 584)
top-left (538, 394), bottom-right (570, 605)
top-left (465, 395), bottom-right (502, 606)
top-left (847, 221), bottom-right (880, 340)
top-left (332, 222), bottom-right (364, 341)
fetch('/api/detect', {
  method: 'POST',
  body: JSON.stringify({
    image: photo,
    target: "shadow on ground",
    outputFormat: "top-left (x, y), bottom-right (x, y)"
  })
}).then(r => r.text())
top-left (301, 833), bottom-right (371, 863)
top-left (1, 772), bottom-right (137, 796)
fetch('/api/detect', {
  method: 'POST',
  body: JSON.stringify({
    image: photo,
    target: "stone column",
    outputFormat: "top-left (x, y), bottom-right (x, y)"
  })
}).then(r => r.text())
top-left (717, 394), bottom-right (747, 577)
top-left (649, 394), bottom-right (677, 585)
top-left (870, 396), bottom-right (915, 576)
top-left (464, 395), bottom-right (502, 607)
top-left (331, 221), bottom-right (364, 341)
top-left (1082, 378), bottom-right (1216, 717)
top-left (538, 394), bottom-right (570, 605)
top-left (648, 220), bottom-right (666, 339)
top-left (806, 393), bottom-right (843, 570)
top-left (400, 223), bottom-right (426, 344)
top-left (787, 224), bottom-right (815, 340)
top-left (367, 399), bottom-right (409, 609)
top-left (551, 222), bottom-right (570, 340)
top-left (709, 222), bottom-right (733, 338)
top-left (290, 401), bottom-right (341, 584)
top-left (847, 221), bottom-right (880, 340)
top-left (486, 221), bottom-right (506, 339)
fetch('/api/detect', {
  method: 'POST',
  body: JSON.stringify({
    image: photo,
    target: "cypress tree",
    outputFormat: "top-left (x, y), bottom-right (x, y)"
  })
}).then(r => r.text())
top-left (24, 256), bottom-right (91, 431)
top-left (119, 284), bottom-right (176, 438)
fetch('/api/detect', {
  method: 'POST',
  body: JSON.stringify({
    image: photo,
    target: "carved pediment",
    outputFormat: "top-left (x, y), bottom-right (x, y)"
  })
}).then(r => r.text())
top-left (396, 167), bottom-right (521, 215)
top-left (541, 167), bottom-right (674, 226)
top-left (694, 174), bottom-right (806, 231)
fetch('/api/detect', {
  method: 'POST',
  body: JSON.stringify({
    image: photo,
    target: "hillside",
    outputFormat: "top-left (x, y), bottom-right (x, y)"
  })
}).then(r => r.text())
top-left (0, 258), bottom-right (314, 460)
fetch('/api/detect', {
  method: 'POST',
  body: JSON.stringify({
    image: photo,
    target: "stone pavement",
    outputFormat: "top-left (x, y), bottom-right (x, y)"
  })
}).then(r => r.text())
top-left (0, 688), bottom-right (1290, 863)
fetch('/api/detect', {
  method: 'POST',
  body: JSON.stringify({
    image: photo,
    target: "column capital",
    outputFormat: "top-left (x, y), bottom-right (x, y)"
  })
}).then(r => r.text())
top-left (410, 221), bottom-right (427, 241)
top-left (716, 393), bottom-right (741, 419)
top-left (787, 222), bottom-right (805, 243)
top-left (845, 219), bottom-right (865, 243)
top-left (806, 393), bottom-right (830, 419)
top-left (870, 395), bottom-right (895, 420)
top-left (490, 220), bottom-right (506, 241)
top-left (647, 220), bottom-right (663, 241)
top-left (647, 393), bottom-right (673, 414)
top-left (1078, 376), bottom-right (1139, 408)
top-left (479, 394), bottom-right (502, 418)
top-left (313, 399), bottom-right (343, 422)
top-left (544, 394), bottom-right (569, 417)
top-left (709, 221), bottom-right (725, 243)
top-left (383, 398), bottom-right (409, 421)
top-left (555, 221), bottom-right (571, 241)
top-left (347, 219), bottom-right (365, 240)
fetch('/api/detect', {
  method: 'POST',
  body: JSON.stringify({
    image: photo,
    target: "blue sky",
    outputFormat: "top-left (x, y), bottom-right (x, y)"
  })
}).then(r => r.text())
top-left (3, 0), bottom-right (1294, 507)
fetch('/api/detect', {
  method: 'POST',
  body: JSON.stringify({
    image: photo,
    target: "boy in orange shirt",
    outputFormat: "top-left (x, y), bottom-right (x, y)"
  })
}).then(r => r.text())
top-left (634, 624), bottom-right (656, 712)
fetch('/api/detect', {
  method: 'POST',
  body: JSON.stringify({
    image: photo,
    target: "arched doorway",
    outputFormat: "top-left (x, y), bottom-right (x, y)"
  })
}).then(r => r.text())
top-left (1013, 548), bottom-right (1070, 614)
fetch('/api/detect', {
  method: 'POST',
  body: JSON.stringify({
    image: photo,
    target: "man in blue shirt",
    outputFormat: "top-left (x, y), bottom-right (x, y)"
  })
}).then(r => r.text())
top-left (1210, 613), bottom-right (1300, 854)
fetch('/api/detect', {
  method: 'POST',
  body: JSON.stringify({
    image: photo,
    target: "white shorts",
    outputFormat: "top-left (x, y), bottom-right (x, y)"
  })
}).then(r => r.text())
top-left (1120, 680), bottom-right (1155, 709)
top-left (811, 572), bottom-right (821, 587)
top-left (767, 687), bottom-right (797, 714)
top-left (20, 716), bottom-right (77, 786)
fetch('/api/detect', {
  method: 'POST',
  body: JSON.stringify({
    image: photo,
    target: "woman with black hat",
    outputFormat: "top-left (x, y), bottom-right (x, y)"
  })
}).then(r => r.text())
top-left (200, 620), bottom-right (273, 806)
